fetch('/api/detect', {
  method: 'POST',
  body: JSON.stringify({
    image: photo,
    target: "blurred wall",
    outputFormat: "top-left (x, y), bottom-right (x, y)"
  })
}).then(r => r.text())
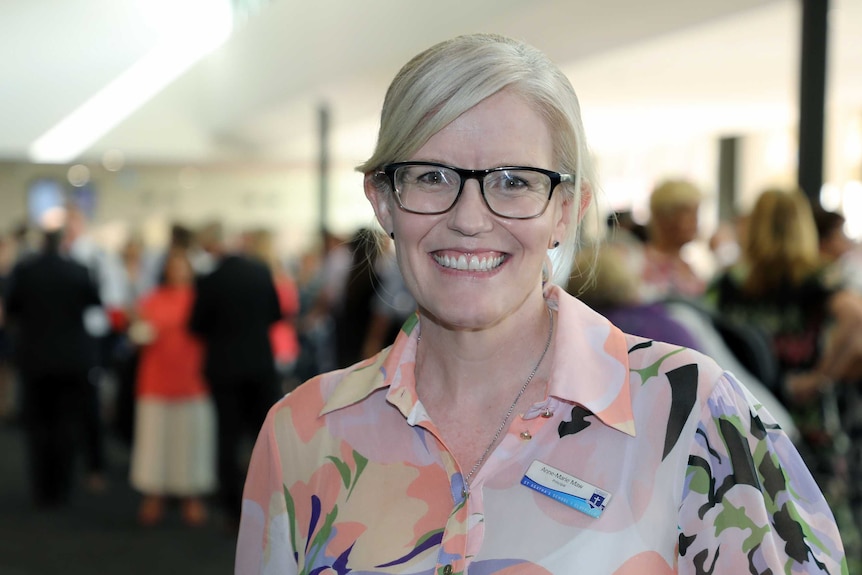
top-left (0, 160), bottom-right (376, 257)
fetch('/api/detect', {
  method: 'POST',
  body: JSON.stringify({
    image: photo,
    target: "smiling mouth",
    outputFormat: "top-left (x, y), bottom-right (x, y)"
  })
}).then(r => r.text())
top-left (433, 253), bottom-right (505, 271)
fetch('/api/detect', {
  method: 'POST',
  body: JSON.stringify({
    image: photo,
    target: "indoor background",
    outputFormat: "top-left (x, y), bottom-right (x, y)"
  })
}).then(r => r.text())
top-left (0, 0), bottom-right (860, 265)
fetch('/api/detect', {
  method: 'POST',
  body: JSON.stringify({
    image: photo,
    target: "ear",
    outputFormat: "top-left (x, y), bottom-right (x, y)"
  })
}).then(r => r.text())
top-left (364, 172), bottom-right (395, 236)
top-left (577, 181), bottom-right (593, 224)
top-left (552, 182), bottom-right (592, 247)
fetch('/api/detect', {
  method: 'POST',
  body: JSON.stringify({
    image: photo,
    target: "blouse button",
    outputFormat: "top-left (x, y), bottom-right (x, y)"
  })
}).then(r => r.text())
top-left (443, 564), bottom-right (453, 575)
top-left (541, 409), bottom-right (553, 418)
top-left (520, 431), bottom-right (532, 440)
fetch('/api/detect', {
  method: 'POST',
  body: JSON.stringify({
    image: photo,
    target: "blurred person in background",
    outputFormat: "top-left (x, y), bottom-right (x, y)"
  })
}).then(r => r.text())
top-left (3, 229), bottom-right (101, 507)
top-left (567, 243), bottom-right (700, 350)
top-left (290, 233), bottom-right (345, 383)
top-left (129, 248), bottom-right (215, 527)
top-left (11, 220), bottom-right (39, 262)
top-left (161, 223), bottom-right (196, 281)
top-left (291, 244), bottom-right (328, 382)
top-left (607, 209), bottom-right (647, 245)
top-left (113, 224), bottom-right (198, 446)
top-left (361, 233), bottom-right (417, 359)
top-left (333, 227), bottom-right (387, 368)
top-left (245, 228), bottom-right (301, 392)
top-left (110, 234), bottom-right (153, 447)
top-left (815, 208), bottom-right (862, 294)
top-left (707, 188), bottom-right (862, 567)
top-left (708, 190), bottom-right (862, 413)
top-left (298, 230), bottom-right (353, 380)
top-left (191, 220), bottom-right (224, 276)
top-left (638, 179), bottom-right (707, 302)
top-left (237, 33), bottom-right (845, 574)
top-left (188, 220), bottom-right (282, 529)
top-left (63, 204), bottom-right (126, 491)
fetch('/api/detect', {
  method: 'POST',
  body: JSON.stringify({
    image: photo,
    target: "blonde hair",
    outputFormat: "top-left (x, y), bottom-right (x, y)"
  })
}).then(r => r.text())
top-left (742, 188), bottom-right (820, 296)
top-left (566, 245), bottom-right (639, 308)
top-left (246, 228), bottom-right (279, 273)
top-left (357, 33), bottom-right (597, 284)
top-left (649, 179), bottom-right (703, 216)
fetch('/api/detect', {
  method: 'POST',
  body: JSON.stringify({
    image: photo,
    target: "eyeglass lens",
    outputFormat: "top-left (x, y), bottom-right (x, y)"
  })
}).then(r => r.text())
top-left (394, 164), bottom-right (551, 218)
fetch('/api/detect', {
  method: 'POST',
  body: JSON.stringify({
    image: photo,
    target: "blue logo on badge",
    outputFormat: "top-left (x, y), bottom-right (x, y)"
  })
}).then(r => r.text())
top-left (589, 493), bottom-right (605, 508)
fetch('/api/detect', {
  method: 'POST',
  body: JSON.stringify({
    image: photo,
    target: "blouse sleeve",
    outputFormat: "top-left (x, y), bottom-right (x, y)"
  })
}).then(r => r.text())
top-left (235, 407), bottom-right (297, 575)
top-left (677, 372), bottom-right (847, 574)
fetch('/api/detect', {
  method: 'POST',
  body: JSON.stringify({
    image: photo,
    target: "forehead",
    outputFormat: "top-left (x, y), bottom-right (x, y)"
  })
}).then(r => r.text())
top-left (412, 89), bottom-right (554, 169)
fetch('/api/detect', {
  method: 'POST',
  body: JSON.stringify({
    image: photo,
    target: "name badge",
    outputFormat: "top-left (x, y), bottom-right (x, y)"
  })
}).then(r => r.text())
top-left (521, 460), bottom-right (612, 518)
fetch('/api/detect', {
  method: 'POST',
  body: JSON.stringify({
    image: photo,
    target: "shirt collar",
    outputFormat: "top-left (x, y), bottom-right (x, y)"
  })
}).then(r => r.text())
top-left (544, 285), bottom-right (636, 437)
top-left (320, 288), bottom-right (636, 437)
top-left (319, 314), bottom-right (420, 417)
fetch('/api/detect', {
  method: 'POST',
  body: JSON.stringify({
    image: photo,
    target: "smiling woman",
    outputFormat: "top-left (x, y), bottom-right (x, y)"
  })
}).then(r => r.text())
top-left (235, 33), bottom-right (847, 575)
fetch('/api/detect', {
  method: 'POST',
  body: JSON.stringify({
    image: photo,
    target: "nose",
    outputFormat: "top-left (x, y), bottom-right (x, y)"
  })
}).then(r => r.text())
top-left (447, 177), bottom-right (493, 236)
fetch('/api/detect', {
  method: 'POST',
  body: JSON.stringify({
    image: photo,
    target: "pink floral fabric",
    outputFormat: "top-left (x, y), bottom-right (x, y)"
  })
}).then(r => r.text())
top-left (236, 285), bottom-right (846, 574)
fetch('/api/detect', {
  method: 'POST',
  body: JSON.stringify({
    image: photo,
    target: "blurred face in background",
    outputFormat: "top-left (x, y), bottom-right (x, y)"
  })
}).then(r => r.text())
top-left (654, 202), bottom-right (700, 249)
top-left (164, 251), bottom-right (193, 287)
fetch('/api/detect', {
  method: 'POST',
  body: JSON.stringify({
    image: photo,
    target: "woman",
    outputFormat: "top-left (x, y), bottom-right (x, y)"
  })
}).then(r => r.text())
top-left (638, 179), bottom-right (707, 302)
top-left (129, 248), bottom-right (216, 526)
top-left (708, 189), bottom-right (862, 404)
top-left (236, 34), bottom-right (845, 573)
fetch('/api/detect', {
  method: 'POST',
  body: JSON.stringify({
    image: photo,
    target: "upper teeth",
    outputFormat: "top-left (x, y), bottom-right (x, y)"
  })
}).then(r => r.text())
top-left (434, 254), bottom-right (504, 271)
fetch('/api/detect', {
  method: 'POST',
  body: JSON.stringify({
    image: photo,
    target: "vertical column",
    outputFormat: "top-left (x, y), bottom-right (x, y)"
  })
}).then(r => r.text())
top-left (318, 103), bottom-right (330, 238)
top-left (717, 136), bottom-right (738, 221)
top-left (797, 0), bottom-right (829, 208)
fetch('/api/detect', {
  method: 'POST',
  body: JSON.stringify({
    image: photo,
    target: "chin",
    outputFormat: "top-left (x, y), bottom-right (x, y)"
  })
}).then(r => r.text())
top-left (416, 303), bottom-right (503, 332)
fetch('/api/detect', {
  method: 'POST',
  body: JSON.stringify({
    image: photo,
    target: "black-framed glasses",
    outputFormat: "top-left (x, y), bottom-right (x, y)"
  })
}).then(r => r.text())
top-left (380, 161), bottom-right (574, 220)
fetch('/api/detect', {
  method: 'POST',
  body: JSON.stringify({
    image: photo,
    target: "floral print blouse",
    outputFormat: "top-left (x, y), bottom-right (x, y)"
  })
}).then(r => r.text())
top-left (236, 285), bottom-right (846, 574)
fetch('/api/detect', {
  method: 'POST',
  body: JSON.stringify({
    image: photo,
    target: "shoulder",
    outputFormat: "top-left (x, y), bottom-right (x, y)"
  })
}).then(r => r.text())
top-left (9, 257), bottom-right (35, 276)
top-left (625, 335), bottom-right (727, 408)
top-left (223, 255), bottom-right (270, 277)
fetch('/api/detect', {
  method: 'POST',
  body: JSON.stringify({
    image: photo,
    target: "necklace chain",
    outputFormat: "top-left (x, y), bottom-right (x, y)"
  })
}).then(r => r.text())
top-left (418, 307), bottom-right (555, 493)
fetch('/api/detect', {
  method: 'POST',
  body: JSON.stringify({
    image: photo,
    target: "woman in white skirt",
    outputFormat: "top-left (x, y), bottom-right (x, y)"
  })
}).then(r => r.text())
top-left (130, 248), bottom-right (216, 526)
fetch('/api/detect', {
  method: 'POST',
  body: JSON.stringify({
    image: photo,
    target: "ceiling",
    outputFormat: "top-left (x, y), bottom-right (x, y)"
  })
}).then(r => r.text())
top-left (2, 0), bottom-right (860, 169)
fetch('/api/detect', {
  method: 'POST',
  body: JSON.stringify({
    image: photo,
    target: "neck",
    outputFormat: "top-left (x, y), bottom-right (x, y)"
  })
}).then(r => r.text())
top-left (415, 302), bottom-right (553, 408)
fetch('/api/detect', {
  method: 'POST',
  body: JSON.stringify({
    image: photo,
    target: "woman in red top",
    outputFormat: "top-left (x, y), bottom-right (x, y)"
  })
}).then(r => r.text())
top-left (129, 247), bottom-right (216, 526)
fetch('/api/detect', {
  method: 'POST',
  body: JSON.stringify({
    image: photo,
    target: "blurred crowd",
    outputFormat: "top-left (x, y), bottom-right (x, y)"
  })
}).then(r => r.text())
top-left (0, 207), bottom-right (413, 531)
top-left (1, 183), bottom-right (861, 564)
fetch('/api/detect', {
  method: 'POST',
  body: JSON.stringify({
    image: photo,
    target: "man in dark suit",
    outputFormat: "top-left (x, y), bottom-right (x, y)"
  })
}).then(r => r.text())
top-left (3, 229), bottom-right (101, 507)
top-left (189, 224), bottom-right (282, 526)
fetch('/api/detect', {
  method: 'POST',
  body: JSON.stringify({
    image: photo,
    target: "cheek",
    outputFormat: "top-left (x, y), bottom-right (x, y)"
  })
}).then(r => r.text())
top-left (392, 223), bottom-right (431, 282)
